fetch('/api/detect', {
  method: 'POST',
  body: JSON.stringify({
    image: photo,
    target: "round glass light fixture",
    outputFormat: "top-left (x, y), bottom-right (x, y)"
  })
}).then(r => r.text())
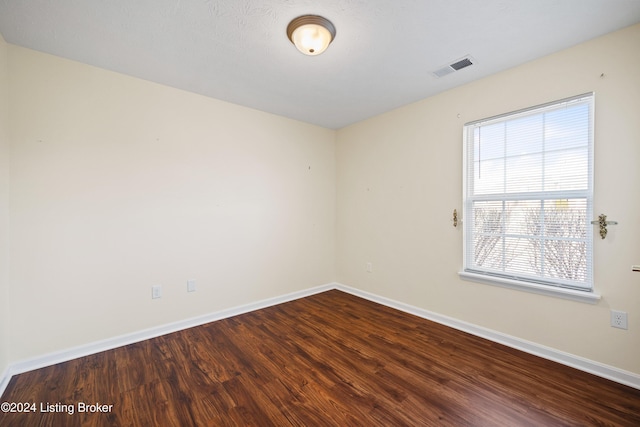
top-left (287, 15), bottom-right (336, 56)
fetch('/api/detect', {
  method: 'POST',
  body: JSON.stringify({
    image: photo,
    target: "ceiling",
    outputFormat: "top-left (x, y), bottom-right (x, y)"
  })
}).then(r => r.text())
top-left (1, 1), bottom-right (639, 130)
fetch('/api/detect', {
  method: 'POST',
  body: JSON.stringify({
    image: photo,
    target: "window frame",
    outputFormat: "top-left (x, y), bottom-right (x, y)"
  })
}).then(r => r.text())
top-left (459, 93), bottom-right (600, 304)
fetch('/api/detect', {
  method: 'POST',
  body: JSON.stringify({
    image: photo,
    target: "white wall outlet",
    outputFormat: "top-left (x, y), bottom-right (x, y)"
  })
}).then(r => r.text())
top-left (152, 285), bottom-right (162, 299)
top-left (611, 310), bottom-right (628, 330)
top-left (187, 279), bottom-right (196, 292)
top-left (366, 262), bottom-right (373, 273)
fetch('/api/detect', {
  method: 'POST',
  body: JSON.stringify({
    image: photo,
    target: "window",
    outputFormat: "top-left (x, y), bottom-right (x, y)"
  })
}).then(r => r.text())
top-left (461, 93), bottom-right (595, 298)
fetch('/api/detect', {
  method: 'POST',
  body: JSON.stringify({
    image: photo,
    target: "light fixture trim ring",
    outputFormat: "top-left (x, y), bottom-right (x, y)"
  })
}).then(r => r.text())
top-left (287, 15), bottom-right (336, 41)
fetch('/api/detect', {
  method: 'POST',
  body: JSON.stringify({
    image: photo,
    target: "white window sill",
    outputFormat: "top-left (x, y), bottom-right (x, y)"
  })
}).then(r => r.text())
top-left (458, 271), bottom-right (601, 304)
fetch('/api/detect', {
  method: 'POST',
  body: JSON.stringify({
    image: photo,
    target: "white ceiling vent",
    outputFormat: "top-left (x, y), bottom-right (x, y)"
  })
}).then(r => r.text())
top-left (433, 55), bottom-right (475, 78)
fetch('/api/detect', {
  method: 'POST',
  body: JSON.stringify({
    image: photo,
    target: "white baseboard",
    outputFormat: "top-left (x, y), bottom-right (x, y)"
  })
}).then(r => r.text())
top-left (0, 283), bottom-right (333, 398)
top-left (2, 281), bottom-right (639, 399)
top-left (333, 283), bottom-right (640, 390)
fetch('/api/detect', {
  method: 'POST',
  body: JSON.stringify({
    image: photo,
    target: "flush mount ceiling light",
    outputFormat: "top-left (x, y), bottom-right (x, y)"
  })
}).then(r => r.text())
top-left (287, 15), bottom-right (336, 56)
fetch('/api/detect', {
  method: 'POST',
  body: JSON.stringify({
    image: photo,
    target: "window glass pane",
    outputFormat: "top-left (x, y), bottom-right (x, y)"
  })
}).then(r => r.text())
top-left (474, 122), bottom-right (505, 161)
top-left (506, 114), bottom-right (543, 157)
top-left (544, 239), bottom-right (587, 282)
top-left (545, 104), bottom-right (590, 152)
top-left (474, 158), bottom-right (504, 194)
top-left (506, 153), bottom-right (542, 193)
top-left (473, 234), bottom-right (503, 269)
top-left (504, 237), bottom-right (539, 276)
top-left (543, 199), bottom-right (587, 237)
top-left (544, 148), bottom-right (588, 191)
top-left (473, 201), bottom-right (504, 235)
top-left (505, 200), bottom-right (540, 235)
top-left (472, 201), bottom-right (503, 268)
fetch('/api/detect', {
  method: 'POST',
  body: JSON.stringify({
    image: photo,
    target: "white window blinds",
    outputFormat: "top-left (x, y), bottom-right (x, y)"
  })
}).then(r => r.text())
top-left (463, 93), bottom-right (594, 291)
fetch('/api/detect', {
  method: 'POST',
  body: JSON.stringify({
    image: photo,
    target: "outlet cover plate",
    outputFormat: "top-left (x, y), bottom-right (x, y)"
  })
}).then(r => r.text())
top-left (611, 310), bottom-right (628, 330)
top-left (152, 285), bottom-right (162, 299)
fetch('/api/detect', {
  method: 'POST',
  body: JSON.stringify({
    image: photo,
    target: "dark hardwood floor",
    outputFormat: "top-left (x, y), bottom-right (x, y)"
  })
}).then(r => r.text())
top-left (1, 290), bottom-right (639, 426)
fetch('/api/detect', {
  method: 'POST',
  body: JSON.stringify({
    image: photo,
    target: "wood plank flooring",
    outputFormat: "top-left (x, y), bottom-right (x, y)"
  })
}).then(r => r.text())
top-left (1, 290), bottom-right (639, 426)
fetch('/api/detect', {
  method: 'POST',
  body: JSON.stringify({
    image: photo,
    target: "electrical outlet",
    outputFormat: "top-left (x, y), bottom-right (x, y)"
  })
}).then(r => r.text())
top-left (366, 262), bottom-right (373, 273)
top-left (152, 285), bottom-right (162, 299)
top-left (611, 310), bottom-right (628, 330)
top-left (187, 279), bottom-right (196, 293)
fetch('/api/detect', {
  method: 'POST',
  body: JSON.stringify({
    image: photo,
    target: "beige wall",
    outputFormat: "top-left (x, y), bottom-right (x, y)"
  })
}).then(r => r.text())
top-left (0, 35), bottom-right (10, 376)
top-left (7, 46), bottom-right (336, 361)
top-left (336, 24), bottom-right (640, 374)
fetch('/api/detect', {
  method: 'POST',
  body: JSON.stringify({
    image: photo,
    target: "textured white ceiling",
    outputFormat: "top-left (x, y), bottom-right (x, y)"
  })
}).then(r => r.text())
top-left (1, 0), bottom-right (639, 129)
